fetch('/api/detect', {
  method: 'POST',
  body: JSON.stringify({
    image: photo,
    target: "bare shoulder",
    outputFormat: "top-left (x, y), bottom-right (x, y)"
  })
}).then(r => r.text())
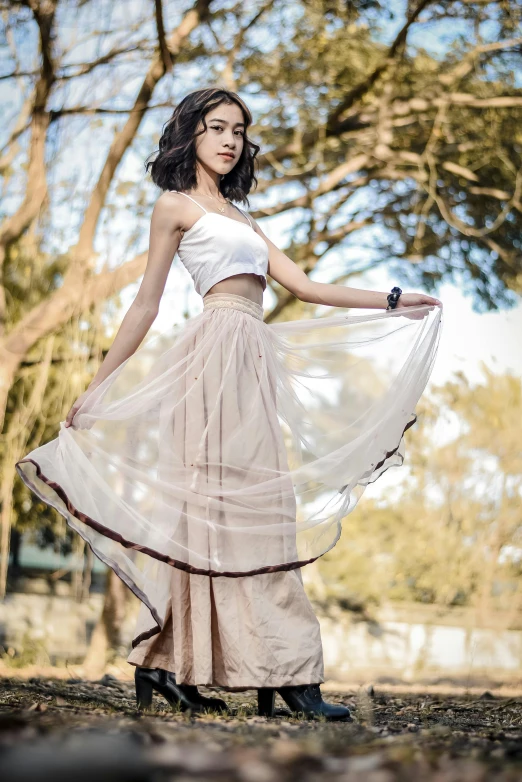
top-left (151, 191), bottom-right (188, 233)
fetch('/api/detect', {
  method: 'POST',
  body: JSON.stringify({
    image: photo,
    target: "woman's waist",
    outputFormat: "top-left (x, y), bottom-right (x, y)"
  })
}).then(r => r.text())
top-left (202, 272), bottom-right (265, 310)
top-left (202, 291), bottom-right (264, 320)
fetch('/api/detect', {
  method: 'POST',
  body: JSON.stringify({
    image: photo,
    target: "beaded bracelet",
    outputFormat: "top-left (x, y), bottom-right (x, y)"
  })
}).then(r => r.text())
top-left (386, 286), bottom-right (402, 310)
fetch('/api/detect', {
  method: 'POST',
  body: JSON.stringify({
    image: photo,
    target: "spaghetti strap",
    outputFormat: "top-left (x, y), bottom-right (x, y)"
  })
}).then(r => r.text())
top-left (233, 204), bottom-right (253, 228)
top-left (169, 190), bottom-right (208, 214)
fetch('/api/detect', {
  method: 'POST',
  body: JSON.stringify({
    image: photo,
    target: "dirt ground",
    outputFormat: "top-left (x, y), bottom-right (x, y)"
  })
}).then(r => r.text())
top-left (2, 673), bottom-right (522, 781)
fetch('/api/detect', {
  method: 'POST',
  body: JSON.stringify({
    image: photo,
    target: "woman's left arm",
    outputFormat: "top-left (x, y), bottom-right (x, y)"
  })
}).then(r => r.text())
top-left (252, 219), bottom-right (441, 310)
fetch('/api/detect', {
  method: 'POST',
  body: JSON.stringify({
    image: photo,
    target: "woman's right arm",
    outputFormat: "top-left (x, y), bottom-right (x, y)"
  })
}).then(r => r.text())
top-left (65, 193), bottom-right (183, 428)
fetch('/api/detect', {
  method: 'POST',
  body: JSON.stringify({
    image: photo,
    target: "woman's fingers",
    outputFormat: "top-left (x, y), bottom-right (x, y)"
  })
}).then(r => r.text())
top-left (65, 403), bottom-right (79, 428)
top-left (64, 389), bottom-right (93, 428)
top-left (402, 294), bottom-right (442, 308)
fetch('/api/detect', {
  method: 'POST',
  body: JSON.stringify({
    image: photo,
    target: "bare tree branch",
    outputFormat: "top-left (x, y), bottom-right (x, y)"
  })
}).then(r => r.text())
top-left (446, 94), bottom-right (522, 108)
top-left (75, 0), bottom-right (213, 261)
top-left (0, 0), bottom-right (58, 331)
top-left (49, 102), bottom-right (173, 119)
top-left (252, 156), bottom-right (372, 219)
top-left (61, 42), bottom-right (154, 78)
top-left (331, 0), bottom-right (433, 125)
top-left (0, 0), bottom-right (215, 428)
top-left (220, 0), bottom-right (276, 89)
top-left (0, 69), bottom-right (36, 81)
top-left (1, 252), bottom-right (147, 378)
top-left (261, 0), bottom-right (433, 166)
top-left (0, 42), bottom-right (152, 81)
top-left (154, 0), bottom-right (172, 72)
top-left (0, 92), bottom-right (34, 171)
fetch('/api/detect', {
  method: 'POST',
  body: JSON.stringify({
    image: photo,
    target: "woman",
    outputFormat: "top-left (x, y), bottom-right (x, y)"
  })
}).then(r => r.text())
top-left (16, 88), bottom-right (442, 721)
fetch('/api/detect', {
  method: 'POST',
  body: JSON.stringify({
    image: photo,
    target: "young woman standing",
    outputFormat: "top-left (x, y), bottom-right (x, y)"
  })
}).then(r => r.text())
top-left (16, 88), bottom-right (442, 721)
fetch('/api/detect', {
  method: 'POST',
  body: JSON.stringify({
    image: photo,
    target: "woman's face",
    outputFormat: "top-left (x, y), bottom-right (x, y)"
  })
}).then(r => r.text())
top-left (194, 101), bottom-right (245, 175)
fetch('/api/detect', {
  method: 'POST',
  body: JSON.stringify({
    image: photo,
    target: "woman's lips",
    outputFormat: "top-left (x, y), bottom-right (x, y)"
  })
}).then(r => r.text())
top-left (218, 153), bottom-right (234, 160)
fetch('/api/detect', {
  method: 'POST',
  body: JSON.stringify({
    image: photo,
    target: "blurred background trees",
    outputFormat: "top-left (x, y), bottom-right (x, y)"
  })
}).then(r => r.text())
top-left (315, 367), bottom-right (522, 624)
top-left (1, 0), bottom-right (521, 666)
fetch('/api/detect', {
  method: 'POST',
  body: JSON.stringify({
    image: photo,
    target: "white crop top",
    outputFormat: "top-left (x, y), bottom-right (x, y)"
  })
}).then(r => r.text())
top-left (171, 191), bottom-right (269, 297)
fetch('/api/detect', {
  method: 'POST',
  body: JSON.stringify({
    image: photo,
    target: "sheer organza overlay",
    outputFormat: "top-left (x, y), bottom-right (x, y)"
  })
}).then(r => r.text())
top-left (17, 291), bottom-right (442, 645)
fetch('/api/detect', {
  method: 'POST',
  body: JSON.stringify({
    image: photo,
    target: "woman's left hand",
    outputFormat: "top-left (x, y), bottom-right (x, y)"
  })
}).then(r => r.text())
top-left (394, 292), bottom-right (442, 320)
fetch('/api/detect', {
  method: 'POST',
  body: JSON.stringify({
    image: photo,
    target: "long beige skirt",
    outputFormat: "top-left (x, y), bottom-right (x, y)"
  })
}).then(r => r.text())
top-left (127, 566), bottom-right (324, 689)
top-left (16, 291), bottom-right (442, 688)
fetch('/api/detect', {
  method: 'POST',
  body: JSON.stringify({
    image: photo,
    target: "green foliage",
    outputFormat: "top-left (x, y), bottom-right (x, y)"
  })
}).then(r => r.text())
top-left (319, 366), bottom-right (522, 614)
top-left (2, 236), bottom-right (114, 541)
top-left (240, 0), bottom-right (522, 313)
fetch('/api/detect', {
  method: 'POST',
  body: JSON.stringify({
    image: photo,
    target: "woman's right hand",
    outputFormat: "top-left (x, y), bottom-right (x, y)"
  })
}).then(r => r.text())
top-left (64, 385), bottom-right (97, 429)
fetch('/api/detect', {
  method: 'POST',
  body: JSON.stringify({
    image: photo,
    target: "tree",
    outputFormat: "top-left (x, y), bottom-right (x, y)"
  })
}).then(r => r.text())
top-left (316, 366), bottom-right (522, 627)
top-left (0, 0), bottom-right (215, 604)
top-left (1, 234), bottom-right (114, 599)
top-left (1, 0), bottom-right (521, 653)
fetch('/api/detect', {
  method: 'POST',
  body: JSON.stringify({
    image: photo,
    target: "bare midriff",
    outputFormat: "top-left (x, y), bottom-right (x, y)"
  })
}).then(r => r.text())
top-left (203, 273), bottom-right (265, 307)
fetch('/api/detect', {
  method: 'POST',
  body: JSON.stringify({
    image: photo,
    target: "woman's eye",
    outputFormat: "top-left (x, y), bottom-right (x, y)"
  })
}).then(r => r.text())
top-left (211, 126), bottom-right (243, 137)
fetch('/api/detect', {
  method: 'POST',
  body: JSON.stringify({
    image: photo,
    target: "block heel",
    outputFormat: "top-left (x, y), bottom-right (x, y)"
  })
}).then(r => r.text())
top-left (134, 669), bottom-right (153, 710)
top-left (257, 687), bottom-right (276, 717)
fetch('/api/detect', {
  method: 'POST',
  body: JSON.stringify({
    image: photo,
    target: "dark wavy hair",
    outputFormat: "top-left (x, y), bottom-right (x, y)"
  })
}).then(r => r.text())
top-left (146, 88), bottom-right (260, 205)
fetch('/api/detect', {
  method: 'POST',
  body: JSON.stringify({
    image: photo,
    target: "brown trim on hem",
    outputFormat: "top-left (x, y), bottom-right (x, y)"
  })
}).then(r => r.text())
top-left (15, 458), bottom-right (325, 578)
top-left (339, 413), bottom-right (417, 492)
top-left (14, 460), bottom-right (164, 650)
top-left (15, 412), bottom-right (417, 647)
top-left (131, 625), bottom-right (161, 649)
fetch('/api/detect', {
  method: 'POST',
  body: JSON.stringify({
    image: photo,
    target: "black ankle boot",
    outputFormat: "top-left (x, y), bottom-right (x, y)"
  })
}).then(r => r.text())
top-left (135, 667), bottom-right (228, 713)
top-left (165, 672), bottom-right (228, 713)
top-left (135, 666), bottom-right (195, 712)
top-left (258, 684), bottom-right (352, 721)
